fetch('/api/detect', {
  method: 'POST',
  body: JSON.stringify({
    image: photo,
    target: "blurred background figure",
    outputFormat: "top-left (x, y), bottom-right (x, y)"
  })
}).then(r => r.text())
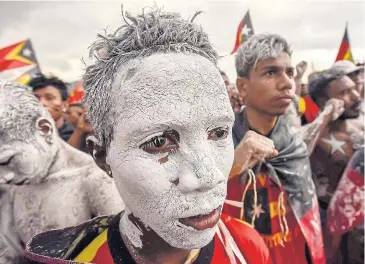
top-left (29, 75), bottom-right (74, 142)
top-left (29, 75), bottom-right (93, 152)
top-left (220, 70), bottom-right (244, 112)
top-left (64, 102), bottom-right (94, 152)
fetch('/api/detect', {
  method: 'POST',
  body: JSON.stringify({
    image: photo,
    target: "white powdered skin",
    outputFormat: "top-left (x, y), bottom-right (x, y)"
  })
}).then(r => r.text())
top-left (0, 83), bottom-right (125, 262)
top-left (108, 53), bottom-right (235, 249)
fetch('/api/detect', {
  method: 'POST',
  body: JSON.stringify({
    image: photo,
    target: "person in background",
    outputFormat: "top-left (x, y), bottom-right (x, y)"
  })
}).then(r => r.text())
top-left (29, 75), bottom-right (74, 142)
top-left (308, 70), bottom-right (363, 263)
top-left (29, 75), bottom-right (93, 150)
top-left (329, 60), bottom-right (364, 131)
top-left (224, 33), bottom-right (325, 264)
top-left (65, 102), bottom-right (94, 152)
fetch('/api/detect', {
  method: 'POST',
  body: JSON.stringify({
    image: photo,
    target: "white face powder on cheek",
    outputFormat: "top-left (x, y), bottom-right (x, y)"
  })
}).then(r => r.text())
top-left (107, 52), bottom-right (235, 249)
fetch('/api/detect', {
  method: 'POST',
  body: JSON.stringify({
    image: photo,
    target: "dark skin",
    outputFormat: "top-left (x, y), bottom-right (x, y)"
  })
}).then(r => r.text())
top-left (34, 87), bottom-right (93, 149)
top-left (65, 105), bottom-right (84, 126)
top-left (310, 76), bottom-right (363, 262)
top-left (87, 138), bottom-right (193, 264)
top-left (237, 52), bottom-right (295, 135)
top-left (229, 52), bottom-right (293, 178)
top-left (348, 70), bottom-right (364, 98)
top-left (65, 105), bottom-right (94, 149)
top-left (33, 85), bottom-right (67, 129)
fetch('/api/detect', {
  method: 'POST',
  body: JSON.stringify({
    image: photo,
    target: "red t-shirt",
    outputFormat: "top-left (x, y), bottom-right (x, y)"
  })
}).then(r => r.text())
top-left (25, 212), bottom-right (272, 264)
top-left (224, 171), bottom-right (308, 264)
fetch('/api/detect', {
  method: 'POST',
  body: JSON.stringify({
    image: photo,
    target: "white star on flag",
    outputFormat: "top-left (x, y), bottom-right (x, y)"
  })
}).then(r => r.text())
top-left (241, 24), bottom-right (251, 36)
top-left (22, 48), bottom-right (32, 57)
top-left (321, 134), bottom-right (346, 155)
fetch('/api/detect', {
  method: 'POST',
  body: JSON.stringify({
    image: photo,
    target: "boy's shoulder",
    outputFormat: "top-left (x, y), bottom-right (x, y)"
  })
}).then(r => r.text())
top-left (25, 214), bottom-right (115, 264)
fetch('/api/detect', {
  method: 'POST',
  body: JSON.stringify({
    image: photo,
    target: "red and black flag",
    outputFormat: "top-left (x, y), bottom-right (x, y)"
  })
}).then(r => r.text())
top-left (231, 11), bottom-right (254, 54)
top-left (68, 80), bottom-right (84, 104)
top-left (0, 39), bottom-right (38, 72)
top-left (326, 148), bottom-right (364, 253)
top-left (14, 65), bottom-right (42, 85)
top-left (335, 24), bottom-right (354, 62)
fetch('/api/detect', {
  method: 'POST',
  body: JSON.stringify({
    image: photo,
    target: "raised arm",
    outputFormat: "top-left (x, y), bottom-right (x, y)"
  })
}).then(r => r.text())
top-left (299, 98), bottom-right (344, 155)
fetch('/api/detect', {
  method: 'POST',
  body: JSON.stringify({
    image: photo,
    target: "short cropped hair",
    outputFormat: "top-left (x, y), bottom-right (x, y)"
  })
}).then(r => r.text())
top-left (235, 33), bottom-right (292, 78)
top-left (29, 75), bottom-right (69, 101)
top-left (308, 70), bottom-right (339, 106)
top-left (83, 7), bottom-right (218, 148)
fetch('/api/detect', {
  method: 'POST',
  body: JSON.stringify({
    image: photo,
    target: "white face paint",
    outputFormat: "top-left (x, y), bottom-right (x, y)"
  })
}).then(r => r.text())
top-left (107, 53), bottom-right (235, 249)
top-left (0, 129), bottom-right (57, 185)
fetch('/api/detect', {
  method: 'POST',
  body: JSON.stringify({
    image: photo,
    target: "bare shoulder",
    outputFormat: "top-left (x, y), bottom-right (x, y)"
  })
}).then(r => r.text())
top-left (81, 167), bottom-right (124, 215)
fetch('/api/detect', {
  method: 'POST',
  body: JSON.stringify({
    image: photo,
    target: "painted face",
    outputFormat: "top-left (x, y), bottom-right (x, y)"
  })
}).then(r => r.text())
top-left (33, 86), bottom-right (66, 122)
top-left (327, 76), bottom-right (361, 119)
top-left (243, 52), bottom-right (295, 116)
top-left (348, 70), bottom-right (364, 95)
top-left (0, 120), bottom-right (57, 185)
top-left (107, 53), bottom-right (235, 249)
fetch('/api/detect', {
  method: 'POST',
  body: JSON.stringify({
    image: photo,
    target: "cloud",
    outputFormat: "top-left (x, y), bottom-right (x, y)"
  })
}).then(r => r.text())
top-left (0, 0), bottom-right (364, 83)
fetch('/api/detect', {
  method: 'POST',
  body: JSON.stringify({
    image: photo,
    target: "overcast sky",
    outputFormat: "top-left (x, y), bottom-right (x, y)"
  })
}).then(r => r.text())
top-left (0, 0), bottom-right (364, 83)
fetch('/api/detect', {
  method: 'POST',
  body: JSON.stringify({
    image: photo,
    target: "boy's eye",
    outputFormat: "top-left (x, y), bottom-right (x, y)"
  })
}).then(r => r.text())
top-left (207, 127), bottom-right (229, 141)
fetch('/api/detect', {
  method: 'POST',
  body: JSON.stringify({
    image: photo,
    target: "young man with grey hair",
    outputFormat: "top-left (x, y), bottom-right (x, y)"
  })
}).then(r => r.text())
top-left (223, 33), bottom-right (325, 264)
top-left (24, 8), bottom-right (271, 264)
top-left (0, 82), bottom-right (124, 263)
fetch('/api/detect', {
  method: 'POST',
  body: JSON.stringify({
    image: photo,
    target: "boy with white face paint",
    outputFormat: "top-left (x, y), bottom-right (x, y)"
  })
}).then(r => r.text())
top-left (25, 7), bottom-right (271, 264)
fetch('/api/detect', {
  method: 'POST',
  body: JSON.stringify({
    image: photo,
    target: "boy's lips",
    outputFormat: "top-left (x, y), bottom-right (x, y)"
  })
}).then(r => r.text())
top-left (179, 207), bottom-right (221, 231)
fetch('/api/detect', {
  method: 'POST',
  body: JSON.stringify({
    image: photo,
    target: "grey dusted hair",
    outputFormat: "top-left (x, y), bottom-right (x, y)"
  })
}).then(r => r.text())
top-left (235, 33), bottom-right (292, 78)
top-left (83, 7), bottom-right (218, 148)
top-left (0, 81), bottom-right (52, 141)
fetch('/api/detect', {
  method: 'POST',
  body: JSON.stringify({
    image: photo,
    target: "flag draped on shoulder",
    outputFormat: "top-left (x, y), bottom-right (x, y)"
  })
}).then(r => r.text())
top-left (335, 24), bottom-right (354, 62)
top-left (0, 39), bottom-right (38, 72)
top-left (231, 11), bottom-right (254, 54)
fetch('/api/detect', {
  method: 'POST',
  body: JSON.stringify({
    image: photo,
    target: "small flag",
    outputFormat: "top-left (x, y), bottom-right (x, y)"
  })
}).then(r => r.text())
top-left (0, 39), bottom-right (38, 72)
top-left (231, 11), bottom-right (254, 54)
top-left (335, 24), bottom-right (354, 62)
top-left (68, 80), bottom-right (84, 104)
top-left (14, 65), bottom-right (41, 85)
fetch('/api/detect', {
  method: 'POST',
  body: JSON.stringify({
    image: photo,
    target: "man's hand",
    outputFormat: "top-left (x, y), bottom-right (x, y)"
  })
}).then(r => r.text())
top-left (230, 131), bottom-right (278, 179)
top-left (295, 61), bottom-right (308, 81)
top-left (76, 111), bottom-right (94, 134)
top-left (323, 98), bottom-right (345, 121)
top-left (240, 131), bottom-right (278, 164)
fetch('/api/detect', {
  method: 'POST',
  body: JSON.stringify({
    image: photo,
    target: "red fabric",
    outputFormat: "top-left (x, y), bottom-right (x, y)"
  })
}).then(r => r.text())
top-left (68, 80), bottom-right (84, 104)
top-left (327, 167), bottom-right (364, 237)
top-left (303, 96), bottom-right (320, 123)
top-left (91, 240), bottom-right (114, 264)
top-left (0, 40), bottom-right (34, 72)
top-left (213, 213), bottom-right (272, 264)
top-left (91, 214), bottom-right (271, 264)
top-left (335, 26), bottom-right (353, 62)
top-left (224, 172), bottom-right (308, 264)
top-left (231, 20), bottom-right (243, 54)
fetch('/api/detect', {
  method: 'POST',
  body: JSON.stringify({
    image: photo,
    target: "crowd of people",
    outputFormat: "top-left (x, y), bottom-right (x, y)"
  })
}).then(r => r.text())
top-left (0, 6), bottom-right (363, 264)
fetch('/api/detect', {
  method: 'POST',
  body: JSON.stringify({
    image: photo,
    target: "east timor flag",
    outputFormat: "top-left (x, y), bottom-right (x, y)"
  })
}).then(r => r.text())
top-left (0, 39), bottom-right (38, 72)
top-left (335, 24), bottom-right (354, 62)
top-left (14, 65), bottom-right (42, 85)
top-left (231, 11), bottom-right (254, 54)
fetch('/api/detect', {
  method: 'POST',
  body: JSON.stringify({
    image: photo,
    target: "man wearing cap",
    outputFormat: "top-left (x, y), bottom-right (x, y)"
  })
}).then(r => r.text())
top-left (308, 70), bottom-right (364, 263)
